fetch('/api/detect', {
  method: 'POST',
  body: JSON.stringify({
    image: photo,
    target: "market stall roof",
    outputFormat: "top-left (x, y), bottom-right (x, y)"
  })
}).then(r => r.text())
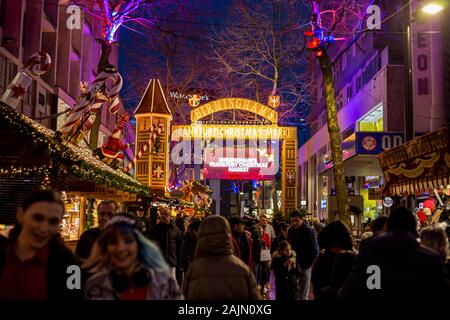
top-left (378, 125), bottom-right (450, 196)
top-left (0, 102), bottom-right (150, 196)
top-left (134, 79), bottom-right (172, 116)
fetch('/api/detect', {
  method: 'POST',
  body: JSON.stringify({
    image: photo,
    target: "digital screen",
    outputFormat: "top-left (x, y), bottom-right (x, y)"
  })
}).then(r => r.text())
top-left (203, 147), bottom-right (276, 180)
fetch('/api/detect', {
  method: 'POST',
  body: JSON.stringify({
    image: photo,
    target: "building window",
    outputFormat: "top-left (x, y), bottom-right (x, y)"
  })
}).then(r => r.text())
top-left (346, 84), bottom-right (353, 102)
top-left (336, 92), bottom-right (344, 111)
top-left (357, 104), bottom-right (384, 132)
top-left (137, 162), bottom-right (148, 175)
top-left (356, 75), bottom-right (362, 93)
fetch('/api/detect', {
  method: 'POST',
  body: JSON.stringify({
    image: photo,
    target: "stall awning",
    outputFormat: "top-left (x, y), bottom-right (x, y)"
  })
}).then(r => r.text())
top-left (0, 102), bottom-right (150, 196)
top-left (378, 126), bottom-right (450, 196)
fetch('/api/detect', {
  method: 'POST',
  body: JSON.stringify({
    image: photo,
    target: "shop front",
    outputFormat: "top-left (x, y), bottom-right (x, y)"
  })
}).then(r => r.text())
top-left (319, 131), bottom-right (405, 223)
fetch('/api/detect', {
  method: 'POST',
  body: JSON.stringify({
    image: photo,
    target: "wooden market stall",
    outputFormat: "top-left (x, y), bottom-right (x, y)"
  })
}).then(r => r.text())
top-left (0, 102), bottom-right (150, 247)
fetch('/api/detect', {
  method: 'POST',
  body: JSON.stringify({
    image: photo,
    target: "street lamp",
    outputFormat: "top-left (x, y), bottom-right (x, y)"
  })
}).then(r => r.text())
top-left (422, 3), bottom-right (445, 14)
top-left (404, 0), bottom-right (446, 142)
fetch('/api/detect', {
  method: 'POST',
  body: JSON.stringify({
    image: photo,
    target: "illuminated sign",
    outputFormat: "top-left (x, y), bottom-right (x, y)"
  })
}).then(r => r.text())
top-left (172, 125), bottom-right (298, 140)
top-left (191, 98), bottom-right (278, 123)
top-left (170, 91), bottom-right (210, 102)
top-left (204, 148), bottom-right (275, 180)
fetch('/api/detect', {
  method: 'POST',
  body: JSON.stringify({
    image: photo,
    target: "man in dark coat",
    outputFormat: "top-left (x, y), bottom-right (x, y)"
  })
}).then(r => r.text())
top-left (287, 210), bottom-right (319, 300)
top-left (179, 219), bottom-right (201, 275)
top-left (338, 206), bottom-right (450, 300)
top-left (228, 216), bottom-right (252, 266)
top-left (75, 200), bottom-right (117, 259)
top-left (150, 208), bottom-right (183, 279)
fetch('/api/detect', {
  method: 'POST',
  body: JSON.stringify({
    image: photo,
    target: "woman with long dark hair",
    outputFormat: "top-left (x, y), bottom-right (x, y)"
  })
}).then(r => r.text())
top-left (311, 220), bottom-right (356, 300)
top-left (83, 213), bottom-right (183, 300)
top-left (0, 190), bottom-right (81, 300)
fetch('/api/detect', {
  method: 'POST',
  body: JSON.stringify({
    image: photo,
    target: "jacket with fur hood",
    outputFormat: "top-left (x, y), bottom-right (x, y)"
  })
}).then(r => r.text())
top-left (182, 216), bottom-right (261, 300)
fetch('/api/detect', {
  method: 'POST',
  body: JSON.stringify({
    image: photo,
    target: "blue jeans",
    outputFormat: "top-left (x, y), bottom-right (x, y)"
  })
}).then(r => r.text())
top-left (297, 267), bottom-right (312, 300)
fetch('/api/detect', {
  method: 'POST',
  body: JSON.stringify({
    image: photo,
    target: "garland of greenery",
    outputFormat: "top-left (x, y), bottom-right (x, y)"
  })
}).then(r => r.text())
top-left (0, 103), bottom-right (150, 196)
top-left (85, 197), bottom-right (96, 230)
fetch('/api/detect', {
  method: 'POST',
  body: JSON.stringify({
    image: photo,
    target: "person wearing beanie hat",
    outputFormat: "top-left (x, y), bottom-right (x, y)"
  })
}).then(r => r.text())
top-left (83, 213), bottom-right (183, 300)
top-left (182, 216), bottom-right (261, 300)
top-left (339, 206), bottom-right (450, 300)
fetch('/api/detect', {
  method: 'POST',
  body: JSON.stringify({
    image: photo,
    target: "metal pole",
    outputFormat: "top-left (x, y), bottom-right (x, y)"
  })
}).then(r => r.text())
top-left (404, 1), bottom-right (416, 210)
top-left (404, 3), bottom-right (415, 142)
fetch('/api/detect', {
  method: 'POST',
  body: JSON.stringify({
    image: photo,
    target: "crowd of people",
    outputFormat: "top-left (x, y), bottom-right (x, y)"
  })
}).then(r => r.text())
top-left (0, 189), bottom-right (449, 300)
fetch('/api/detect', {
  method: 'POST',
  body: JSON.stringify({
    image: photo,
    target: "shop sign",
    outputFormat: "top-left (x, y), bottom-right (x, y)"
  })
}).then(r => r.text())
top-left (356, 132), bottom-right (404, 155)
top-left (383, 197), bottom-right (393, 208)
top-left (378, 127), bottom-right (450, 185)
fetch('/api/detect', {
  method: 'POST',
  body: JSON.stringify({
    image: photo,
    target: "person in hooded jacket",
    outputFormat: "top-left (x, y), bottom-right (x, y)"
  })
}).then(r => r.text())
top-left (311, 220), bottom-right (355, 299)
top-left (338, 206), bottom-right (450, 300)
top-left (182, 215), bottom-right (261, 300)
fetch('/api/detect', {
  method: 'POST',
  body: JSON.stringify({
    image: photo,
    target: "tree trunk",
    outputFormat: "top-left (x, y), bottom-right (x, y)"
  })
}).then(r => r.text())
top-left (89, 40), bottom-right (113, 150)
top-left (318, 52), bottom-right (351, 229)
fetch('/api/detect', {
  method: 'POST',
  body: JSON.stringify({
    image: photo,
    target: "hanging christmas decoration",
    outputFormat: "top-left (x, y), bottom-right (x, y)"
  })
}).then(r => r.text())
top-left (125, 121), bottom-right (164, 172)
top-left (304, 1), bottom-right (345, 57)
top-left (85, 198), bottom-right (96, 231)
top-left (94, 112), bottom-right (131, 168)
top-left (1, 51), bottom-right (51, 109)
top-left (60, 66), bottom-right (123, 143)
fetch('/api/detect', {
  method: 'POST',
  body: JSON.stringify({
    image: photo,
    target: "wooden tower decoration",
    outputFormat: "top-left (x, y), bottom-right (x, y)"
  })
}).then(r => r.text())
top-left (133, 79), bottom-right (172, 195)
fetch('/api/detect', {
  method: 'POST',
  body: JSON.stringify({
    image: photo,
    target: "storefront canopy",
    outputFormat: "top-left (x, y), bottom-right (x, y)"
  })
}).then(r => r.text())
top-left (378, 126), bottom-right (450, 196)
top-left (0, 102), bottom-right (150, 196)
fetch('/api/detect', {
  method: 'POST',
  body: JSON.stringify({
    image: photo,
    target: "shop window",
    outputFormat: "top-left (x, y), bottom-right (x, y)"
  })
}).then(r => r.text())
top-left (61, 194), bottom-right (81, 241)
top-left (357, 104), bottom-right (383, 132)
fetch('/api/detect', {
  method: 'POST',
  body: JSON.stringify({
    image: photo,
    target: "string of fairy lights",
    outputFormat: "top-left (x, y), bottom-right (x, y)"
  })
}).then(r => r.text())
top-left (0, 103), bottom-right (150, 195)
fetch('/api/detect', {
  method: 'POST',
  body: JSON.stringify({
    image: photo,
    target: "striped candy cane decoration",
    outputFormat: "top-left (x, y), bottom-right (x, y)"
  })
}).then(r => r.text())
top-left (125, 121), bottom-right (164, 172)
top-left (83, 71), bottom-right (123, 129)
top-left (22, 51), bottom-right (52, 76)
top-left (61, 71), bottom-right (122, 135)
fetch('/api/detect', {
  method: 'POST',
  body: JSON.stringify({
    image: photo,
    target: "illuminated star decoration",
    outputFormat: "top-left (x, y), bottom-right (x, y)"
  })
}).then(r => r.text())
top-left (153, 164), bottom-right (163, 178)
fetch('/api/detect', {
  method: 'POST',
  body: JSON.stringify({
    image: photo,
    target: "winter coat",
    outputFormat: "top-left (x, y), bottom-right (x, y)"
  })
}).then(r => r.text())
top-left (287, 223), bottom-right (319, 270)
top-left (263, 224), bottom-right (276, 241)
top-left (75, 227), bottom-right (102, 259)
top-left (312, 250), bottom-right (356, 300)
top-left (0, 234), bottom-right (83, 300)
top-left (249, 225), bottom-right (262, 266)
top-left (182, 216), bottom-right (261, 300)
top-left (271, 250), bottom-right (300, 300)
top-left (179, 231), bottom-right (197, 272)
top-left (231, 231), bottom-right (252, 267)
top-left (150, 222), bottom-right (183, 267)
top-left (85, 266), bottom-right (183, 300)
top-left (270, 234), bottom-right (287, 254)
top-left (338, 231), bottom-right (450, 300)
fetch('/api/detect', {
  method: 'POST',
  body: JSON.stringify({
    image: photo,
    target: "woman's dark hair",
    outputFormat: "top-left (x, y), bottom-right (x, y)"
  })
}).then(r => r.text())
top-left (387, 206), bottom-right (417, 235)
top-left (22, 189), bottom-right (65, 212)
top-left (318, 220), bottom-right (353, 250)
top-left (278, 240), bottom-right (290, 251)
top-left (373, 216), bottom-right (388, 234)
top-left (9, 190), bottom-right (65, 242)
top-left (188, 219), bottom-right (201, 233)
